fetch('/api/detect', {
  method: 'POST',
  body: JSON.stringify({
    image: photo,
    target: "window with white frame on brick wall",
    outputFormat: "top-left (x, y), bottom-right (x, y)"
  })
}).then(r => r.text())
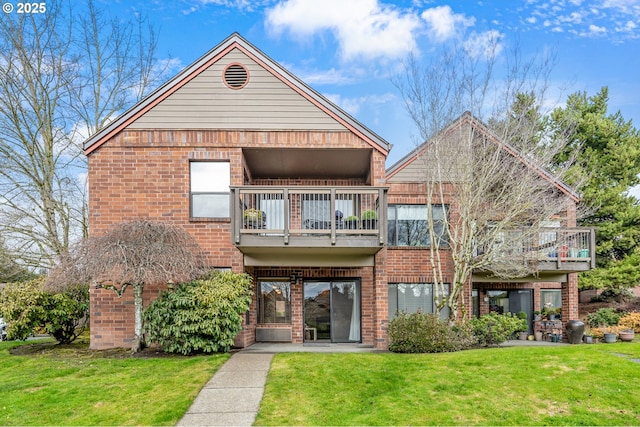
top-left (189, 161), bottom-right (230, 218)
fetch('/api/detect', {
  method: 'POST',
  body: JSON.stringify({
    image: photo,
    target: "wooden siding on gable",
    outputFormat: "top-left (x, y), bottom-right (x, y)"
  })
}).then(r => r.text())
top-left (387, 125), bottom-right (472, 183)
top-left (128, 48), bottom-right (346, 131)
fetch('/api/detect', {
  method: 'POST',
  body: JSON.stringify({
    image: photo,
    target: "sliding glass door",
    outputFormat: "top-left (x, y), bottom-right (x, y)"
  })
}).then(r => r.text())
top-left (303, 280), bottom-right (360, 343)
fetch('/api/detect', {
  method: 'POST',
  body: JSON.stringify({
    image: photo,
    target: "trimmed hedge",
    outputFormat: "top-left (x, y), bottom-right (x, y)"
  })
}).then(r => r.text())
top-left (143, 271), bottom-right (253, 354)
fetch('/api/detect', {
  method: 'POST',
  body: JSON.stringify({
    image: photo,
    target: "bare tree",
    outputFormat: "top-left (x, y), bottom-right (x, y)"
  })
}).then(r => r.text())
top-left (0, 0), bottom-right (167, 270)
top-left (48, 220), bottom-right (207, 352)
top-left (394, 40), bottom-right (581, 320)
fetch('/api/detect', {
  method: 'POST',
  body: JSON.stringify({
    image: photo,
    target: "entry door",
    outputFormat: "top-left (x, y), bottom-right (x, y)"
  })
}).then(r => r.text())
top-left (508, 290), bottom-right (533, 333)
top-left (303, 280), bottom-right (360, 343)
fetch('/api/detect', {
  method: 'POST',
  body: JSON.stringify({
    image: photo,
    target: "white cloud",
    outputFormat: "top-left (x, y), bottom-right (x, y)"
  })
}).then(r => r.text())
top-left (297, 67), bottom-right (356, 85)
top-left (602, 0), bottom-right (640, 14)
top-left (463, 30), bottom-right (504, 60)
top-left (183, 0), bottom-right (273, 14)
top-left (616, 20), bottom-right (638, 33)
top-left (421, 5), bottom-right (475, 42)
top-left (588, 24), bottom-right (607, 35)
top-left (521, 0), bottom-right (640, 40)
top-left (324, 92), bottom-right (396, 116)
top-left (266, 0), bottom-right (421, 61)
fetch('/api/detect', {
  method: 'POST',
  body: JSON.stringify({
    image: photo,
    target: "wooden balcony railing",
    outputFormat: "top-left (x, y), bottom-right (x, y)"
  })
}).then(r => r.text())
top-left (230, 186), bottom-right (387, 249)
top-left (476, 227), bottom-right (596, 273)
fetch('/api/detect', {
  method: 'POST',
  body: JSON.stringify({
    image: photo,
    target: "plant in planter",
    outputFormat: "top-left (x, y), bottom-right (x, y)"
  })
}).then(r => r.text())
top-left (361, 210), bottom-right (377, 230)
top-left (344, 215), bottom-right (360, 230)
top-left (243, 208), bottom-right (264, 228)
top-left (619, 329), bottom-right (635, 342)
top-left (516, 311), bottom-right (529, 340)
top-left (548, 307), bottom-right (562, 321)
top-left (602, 325), bottom-right (618, 343)
top-left (618, 312), bottom-right (640, 333)
top-left (533, 310), bottom-right (541, 321)
top-left (583, 326), bottom-right (594, 344)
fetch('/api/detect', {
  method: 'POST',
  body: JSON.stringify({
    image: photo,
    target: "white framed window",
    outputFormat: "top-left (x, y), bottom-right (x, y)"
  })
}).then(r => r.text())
top-left (190, 162), bottom-right (230, 218)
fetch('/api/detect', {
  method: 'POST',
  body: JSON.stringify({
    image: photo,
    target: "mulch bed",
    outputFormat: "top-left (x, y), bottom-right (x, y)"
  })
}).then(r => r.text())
top-left (8, 340), bottom-right (179, 359)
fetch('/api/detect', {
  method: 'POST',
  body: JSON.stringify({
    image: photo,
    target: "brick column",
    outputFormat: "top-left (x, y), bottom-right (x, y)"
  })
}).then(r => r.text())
top-left (374, 247), bottom-right (389, 350)
top-left (561, 272), bottom-right (579, 325)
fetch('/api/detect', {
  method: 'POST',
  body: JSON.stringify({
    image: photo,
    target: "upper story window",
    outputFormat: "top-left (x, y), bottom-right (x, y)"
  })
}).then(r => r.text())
top-left (190, 161), bottom-right (230, 218)
top-left (387, 204), bottom-right (448, 247)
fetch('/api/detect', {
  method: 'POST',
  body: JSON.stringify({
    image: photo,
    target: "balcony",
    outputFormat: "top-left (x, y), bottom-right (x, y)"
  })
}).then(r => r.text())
top-left (230, 186), bottom-right (387, 267)
top-left (474, 227), bottom-right (596, 281)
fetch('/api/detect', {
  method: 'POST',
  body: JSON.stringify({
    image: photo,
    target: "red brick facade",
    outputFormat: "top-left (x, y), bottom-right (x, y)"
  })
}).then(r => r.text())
top-left (87, 129), bottom-right (391, 349)
top-left (85, 35), bottom-right (584, 351)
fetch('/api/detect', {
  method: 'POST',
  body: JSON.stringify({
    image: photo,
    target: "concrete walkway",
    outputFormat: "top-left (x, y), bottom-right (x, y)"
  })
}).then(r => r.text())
top-left (177, 352), bottom-right (273, 427)
top-left (177, 339), bottom-right (567, 426)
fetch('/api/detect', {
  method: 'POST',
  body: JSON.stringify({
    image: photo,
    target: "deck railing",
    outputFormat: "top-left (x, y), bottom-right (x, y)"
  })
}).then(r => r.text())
top-left (476, 227), bottom-right (596, 270)
top-left (230, 186), bottom-right (387, 246)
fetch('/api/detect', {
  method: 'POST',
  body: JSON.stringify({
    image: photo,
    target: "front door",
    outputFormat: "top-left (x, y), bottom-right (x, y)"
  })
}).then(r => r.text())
top-left (303, 280), bottom-right (360, 343)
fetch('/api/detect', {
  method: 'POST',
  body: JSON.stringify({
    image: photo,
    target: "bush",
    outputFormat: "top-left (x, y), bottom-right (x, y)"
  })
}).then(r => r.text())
top-left (618, 312), bottom-right (640, 333)
top-left (594, 288), bottom-right (633, 303)
top-left (43, 285), bottom-right (90, 344)
top-left (585, 307), bottom-right (623, 328)
top-left (388, 312), bottom-right (476, 353)
top-left (469, 312), bottom-right (525, 346)
top-left (0, 277), bottom-right (88, 343)
top-left (0, 277), bottom-right (48, 340)
top-left (144, 271), bottom-right (253, 355)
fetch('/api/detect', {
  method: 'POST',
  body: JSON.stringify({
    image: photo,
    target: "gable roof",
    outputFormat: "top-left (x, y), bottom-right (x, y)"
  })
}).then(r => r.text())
top-left (385, 111), bottom-right (580, 202)
top-left (83, 33), bottom-right (391, 155)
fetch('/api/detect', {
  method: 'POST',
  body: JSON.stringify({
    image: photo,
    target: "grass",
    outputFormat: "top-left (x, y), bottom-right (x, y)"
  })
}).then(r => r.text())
top-left (0, 338), bottom-right (229, 426)
top-left (256, 343), bottom-right (640, 426)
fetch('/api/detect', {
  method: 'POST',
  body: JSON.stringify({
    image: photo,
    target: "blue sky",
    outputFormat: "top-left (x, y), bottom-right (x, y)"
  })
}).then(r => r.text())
top-left (102, 0), bottom-right (639, 187)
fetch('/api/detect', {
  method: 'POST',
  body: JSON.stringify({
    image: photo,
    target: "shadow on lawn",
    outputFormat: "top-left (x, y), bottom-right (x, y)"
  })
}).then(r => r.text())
top-left (8, 338), bottom-right (187, 359)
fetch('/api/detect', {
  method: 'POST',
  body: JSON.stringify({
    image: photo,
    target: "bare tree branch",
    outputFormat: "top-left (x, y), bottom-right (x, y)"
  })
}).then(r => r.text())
top-left (0, 0), bottom-right (168, 270)
top-left (395, 42), bottom-right (583, 320)
top-left (47, 220), bottom-right (207, 352)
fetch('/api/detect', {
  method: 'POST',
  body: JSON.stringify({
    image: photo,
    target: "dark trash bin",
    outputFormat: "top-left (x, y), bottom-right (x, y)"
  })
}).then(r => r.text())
top-left (566, 319), bottom-right (585, 344)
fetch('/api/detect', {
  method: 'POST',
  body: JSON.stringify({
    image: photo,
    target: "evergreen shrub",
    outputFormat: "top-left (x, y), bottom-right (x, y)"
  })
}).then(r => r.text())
top-left (0, 277), bottom-right (89, 343)
top-left (144, 271), bottom-right (253, 354)
top-left (585, 307), bottom-right (623, 328)
top-left (469, 312), bottom-right (525, 346)
top-left (388, 312), bottom-right (476, 353)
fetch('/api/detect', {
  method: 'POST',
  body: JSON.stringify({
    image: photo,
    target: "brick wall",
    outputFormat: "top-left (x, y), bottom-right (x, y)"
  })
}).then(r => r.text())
top-left (87, 129), bottom-right (384, 349)
top-left (250, 266), bottom-right (376, 346)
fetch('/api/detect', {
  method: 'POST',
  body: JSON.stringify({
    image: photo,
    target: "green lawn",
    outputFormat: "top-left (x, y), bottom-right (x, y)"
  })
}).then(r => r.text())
top-left (0, 338), bottom-right (228, 426)
top-left (256, 343), bottom-right (640, 426)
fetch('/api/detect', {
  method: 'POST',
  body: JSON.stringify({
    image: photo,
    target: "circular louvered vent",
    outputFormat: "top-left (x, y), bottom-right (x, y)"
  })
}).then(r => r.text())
top-left (223, 63), bottom-right (249, 89)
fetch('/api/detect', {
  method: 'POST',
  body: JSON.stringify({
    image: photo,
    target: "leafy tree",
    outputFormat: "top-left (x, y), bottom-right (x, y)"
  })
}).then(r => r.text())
top-left (0, 0), bottom-right (167, 270)
top-left (48, 220), bottom-right (207, 352)
top-left (551, 88), bottom-right (640, 291)
top-left (144, 271), bottom-right (254, 355)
